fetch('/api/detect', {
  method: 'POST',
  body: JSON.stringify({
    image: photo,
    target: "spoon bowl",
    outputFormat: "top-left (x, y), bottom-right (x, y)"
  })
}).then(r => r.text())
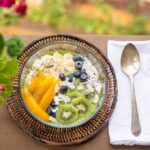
top-left (121, 43), bottom-right (140, 77)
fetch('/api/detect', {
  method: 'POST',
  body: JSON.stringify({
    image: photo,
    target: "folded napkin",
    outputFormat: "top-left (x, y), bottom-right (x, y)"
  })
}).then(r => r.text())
top-left (108, 40), bottom-right (150, 145)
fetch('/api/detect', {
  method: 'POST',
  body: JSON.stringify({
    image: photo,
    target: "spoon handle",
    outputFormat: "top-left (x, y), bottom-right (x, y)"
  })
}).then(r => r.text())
top-left (130, 76), bottom-right (141, 136)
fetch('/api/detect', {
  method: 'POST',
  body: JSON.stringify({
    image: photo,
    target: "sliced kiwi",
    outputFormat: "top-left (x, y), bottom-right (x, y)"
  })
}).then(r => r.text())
top-left (71, 97), bottom-right (95, 118)
top-left (74, 78), bottom-right (80, 86)
top-left (56, 104), bottom-right (78, 125)
top-left (66, 90), bottom-right (84, 99)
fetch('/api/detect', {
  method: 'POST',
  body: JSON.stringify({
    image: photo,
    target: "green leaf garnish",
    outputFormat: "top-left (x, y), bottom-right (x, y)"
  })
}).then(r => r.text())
top-left (5, 36), bottom-right (24, 57)
top-left (0, 74), bottom-right (13, 97)
top-left (2, 58), bottom-right (19, 77)
top-left (0, 57), bottom-right (7, 72)
top-left (0, 34), bottom-right (5, 55)
top-left (0, 35), bottom-right (23, 105)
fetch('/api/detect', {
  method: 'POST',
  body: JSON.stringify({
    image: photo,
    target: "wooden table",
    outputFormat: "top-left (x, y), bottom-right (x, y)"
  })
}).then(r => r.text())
top-left (1, 35), bottom-right (150, 150)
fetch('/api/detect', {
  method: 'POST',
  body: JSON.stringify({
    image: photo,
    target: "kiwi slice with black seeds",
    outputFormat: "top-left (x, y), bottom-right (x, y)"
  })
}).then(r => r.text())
top-left (56, 104), bottom-right (78, 125)
top-left (66, 91), bottom-right (84, 99)
top-left (71, 97), bottom-right (95, 118)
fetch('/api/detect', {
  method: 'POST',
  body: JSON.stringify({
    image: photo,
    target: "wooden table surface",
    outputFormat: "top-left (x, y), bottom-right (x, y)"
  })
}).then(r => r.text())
top-left (1, 35), bottom-right (150, 150)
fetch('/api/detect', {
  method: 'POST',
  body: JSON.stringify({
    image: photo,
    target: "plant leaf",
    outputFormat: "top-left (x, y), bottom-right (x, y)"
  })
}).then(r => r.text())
top-left (0, 74), bottom-right (13, 97)
top-left (5, 36), bottom-right (24, 57)
top-left (2, 58), bottom-right (19, 77)
top-left (0, 34), bottom-right (5, 55)
top-left (7, 46), bottom-right (22, 57)
top-left (0, 57), bottom-right (7, 72)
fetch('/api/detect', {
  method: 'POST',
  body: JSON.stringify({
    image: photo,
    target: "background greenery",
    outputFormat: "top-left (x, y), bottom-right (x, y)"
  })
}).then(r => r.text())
top-left (0, 34), bottom-right (24, 104)
top-left (27, 0), bottom-right (150, 35)
top-left (0, 0), bottom-right (150, 35)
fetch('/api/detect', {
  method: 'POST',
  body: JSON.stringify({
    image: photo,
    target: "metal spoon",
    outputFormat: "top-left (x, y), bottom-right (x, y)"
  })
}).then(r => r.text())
top-left (121, 43), bottom-right (141, 136)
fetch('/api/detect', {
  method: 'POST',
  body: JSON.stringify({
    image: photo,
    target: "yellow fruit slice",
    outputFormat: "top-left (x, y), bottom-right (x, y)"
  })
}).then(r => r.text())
top-left (22, 89), bottom-right (37, 111)
top-left (22, 89), bottom-right (49, 122)
top-left (28, 70), bottom-right (46, 93)
top-left (37, 70), bottom-right (46, 79)
top-left (28, 76), bottom-right (43, 93)
top-left (40, 78), bottom-right (60, 111)
top-left (34, 75), bottom-right (54, 103)
top-left (32, 106), bottom-right (50, 122)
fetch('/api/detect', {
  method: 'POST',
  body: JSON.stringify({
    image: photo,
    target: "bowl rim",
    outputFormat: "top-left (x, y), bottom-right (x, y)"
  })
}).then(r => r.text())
top-left (17, 34), bottom-right (114, 129)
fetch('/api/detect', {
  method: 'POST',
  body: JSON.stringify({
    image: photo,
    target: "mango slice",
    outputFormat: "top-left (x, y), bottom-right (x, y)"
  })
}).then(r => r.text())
top-left (40, 78), bottom-right (60, 111)
top-left (22, 89), bottom-right (37, 111)
top-left (37, 70), bottom-right (46, 79)
top-left (22, 89), bottom-right (49, 122)
top-left (29, 76), bottom-right (42, 93)
top-left (34, 75), bottom-right (54, 103)
top-left (28, 70), bottom-right (46, 93)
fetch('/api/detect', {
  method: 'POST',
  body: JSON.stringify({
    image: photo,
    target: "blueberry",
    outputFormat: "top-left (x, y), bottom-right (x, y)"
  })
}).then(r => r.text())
top-left (73, 55), bottom-right (83, 61)
top-left (67, 75), bottom-right (73, 82)
top-left (60, 86), bottom-right (68, 94)
top-left (73, 71), bottom-right (81, 78)
top-left (80, 73), bottom-right (87, 82)
top-left (59, 73), bottom-right (66, 81)
top-left (80, 69), bottom-right (87, 75)
top-left (51, 101), bottom-right (56, 108)
top-left (47, 107), bottom-right (53, 115)
top-left (52, 113), bottom-right (56, 118)
top-left (47, 107), bottom-right (56, 117)
top-left (75, 61), bottom-right (83, 70)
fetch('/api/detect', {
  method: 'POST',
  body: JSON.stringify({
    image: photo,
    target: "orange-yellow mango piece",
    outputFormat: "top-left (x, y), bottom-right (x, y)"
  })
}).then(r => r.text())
top-left (34, 75), bottom-right (54, 103)
top-left (22, 89), bottom-right (49, 122)
top-left (22, 89), bottom-right (37, 111)
top-left (37, 70), bottom-right (46, 79)
top-left (28, 70), bottom-right (46, 93)
top-left (32, 106), bottom-right (50, 122)
top-left (39, 78), bottom-right (60, 111)
top-left (28, 76), bottom-right (42, 93)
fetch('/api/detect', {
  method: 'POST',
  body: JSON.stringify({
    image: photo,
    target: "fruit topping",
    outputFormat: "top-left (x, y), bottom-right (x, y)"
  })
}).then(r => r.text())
top-left (47, 107), bottom-right (53, 115)
top-left (73, 71), bottom-right (81, 78)
top-left (33, 75), bottom-right (55, 103)
top-left (51, 101), bottom-right (57, 108)
top-left (73, 55), bottom-right (83, 62)
top-left (47, 106), bottom-right (56, 118)
top-left (75, 61), bottom-right (83, 70)
top-left (67, 75), bottom-right (73, 82)
top-left (56, 104), bottom-right (78, 124)
top-left (60, 86), bottom-right (68, 94)
top-left (80, 73), bottom-right (87, 82)
top-left (59, 73), bottom-right (66, 81)
top-left (22, 89), bottom-right (49, 122)
top-left (71, 97), bottom-right (95, 118)
top-left (39, 78), bottom-right (60, 110)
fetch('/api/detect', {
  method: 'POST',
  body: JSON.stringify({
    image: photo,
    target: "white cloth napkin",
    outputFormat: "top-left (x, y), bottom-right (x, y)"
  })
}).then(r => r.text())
top-left (108, 40), bottom-right (150, 145)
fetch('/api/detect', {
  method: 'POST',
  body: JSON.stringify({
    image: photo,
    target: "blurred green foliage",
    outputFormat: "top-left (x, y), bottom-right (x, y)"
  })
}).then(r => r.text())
top-left (28, 0), bottom-right (68, 28)
top-left (0, 8), bottom-right (19, 25)
top-left (28, 0), bottom-right (150, 35)
top-left (41, 0), bottom-right (68, 28)
top-left (0, 34), bottom-right (24, 104)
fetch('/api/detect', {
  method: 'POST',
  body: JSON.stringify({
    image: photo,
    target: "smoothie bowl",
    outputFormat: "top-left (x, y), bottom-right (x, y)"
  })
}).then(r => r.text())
top-left (19, 36), bottom-right (106, 128)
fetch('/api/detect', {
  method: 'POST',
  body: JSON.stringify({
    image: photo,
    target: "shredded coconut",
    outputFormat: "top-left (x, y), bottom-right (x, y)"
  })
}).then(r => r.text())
top-left (93, 94), bottom-right (99, 103)
top-left (94, 82), bottom-right (102, 93)
top-left (77, 84), bottom-right (84, 91)
top-left (41, 55), bottom-right (54, 67)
